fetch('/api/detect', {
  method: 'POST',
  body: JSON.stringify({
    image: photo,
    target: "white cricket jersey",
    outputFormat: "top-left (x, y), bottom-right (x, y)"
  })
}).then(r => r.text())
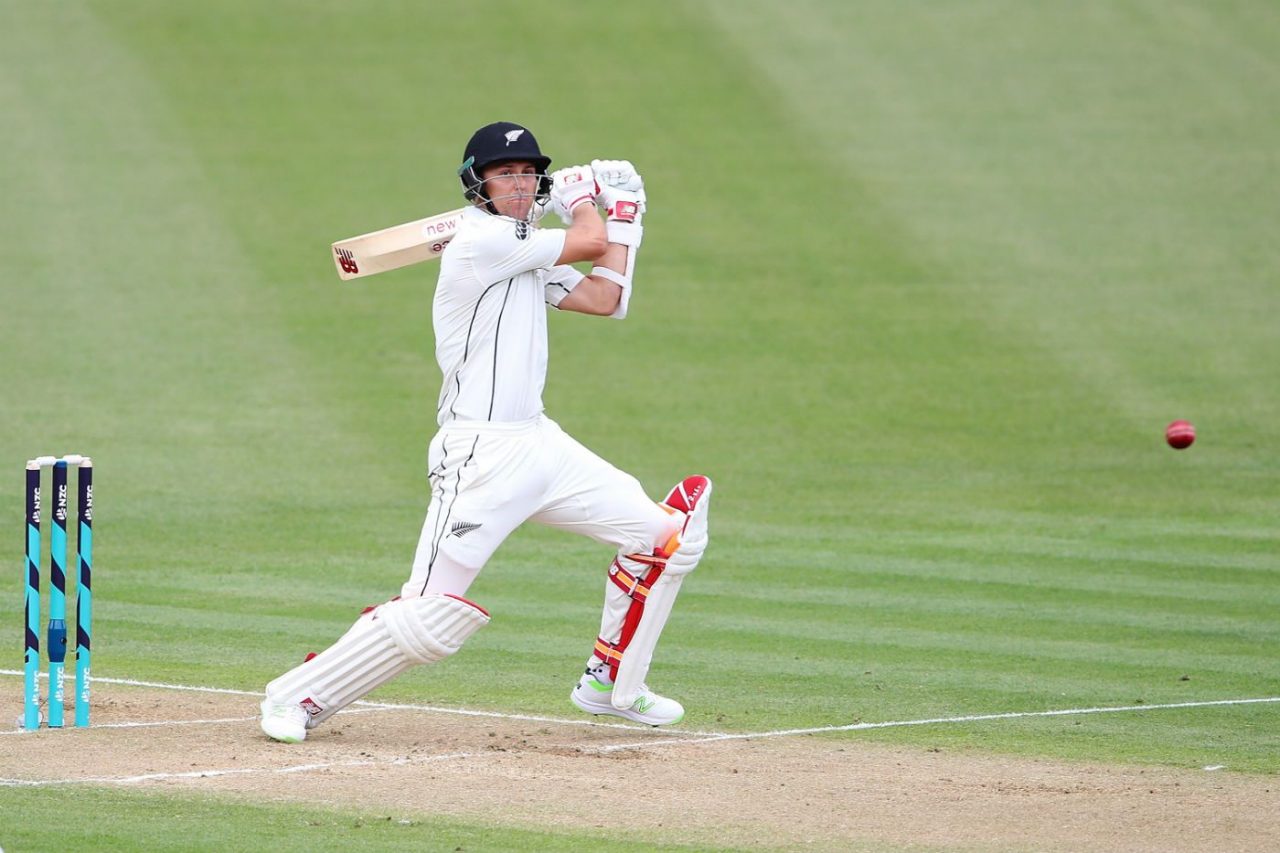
top-left (433, 206), bottom-right (584, 425)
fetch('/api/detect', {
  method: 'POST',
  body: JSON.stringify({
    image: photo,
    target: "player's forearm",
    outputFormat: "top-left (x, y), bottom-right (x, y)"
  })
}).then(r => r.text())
top-left (558, 276), bottom-right (622, 315)
top-left (567, 240), bottom-right (629, 312)
top-left (556, 203), bottom-right (607, 265)
top-left (593, 242), bottom-right (629, 277)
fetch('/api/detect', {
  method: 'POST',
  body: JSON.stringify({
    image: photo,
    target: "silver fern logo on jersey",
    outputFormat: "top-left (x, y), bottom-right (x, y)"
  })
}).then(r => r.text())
top-left (451, 521), bottom-right (482, 538)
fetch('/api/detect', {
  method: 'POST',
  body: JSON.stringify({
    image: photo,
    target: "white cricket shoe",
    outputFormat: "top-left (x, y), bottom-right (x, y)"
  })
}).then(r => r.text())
top-left (570, 666), bottom-right (684, 726)
top-left (259, 697), bottom-right (309, 743)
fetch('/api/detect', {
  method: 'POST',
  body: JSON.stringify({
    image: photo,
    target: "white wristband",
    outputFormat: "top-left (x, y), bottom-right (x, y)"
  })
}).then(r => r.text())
top-left (606, 220), bottom-right (643, 248)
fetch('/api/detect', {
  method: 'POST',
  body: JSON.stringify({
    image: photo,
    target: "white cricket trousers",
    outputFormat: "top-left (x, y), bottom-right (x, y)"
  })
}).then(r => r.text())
top-left (401, 415), bottom-right (679, 599)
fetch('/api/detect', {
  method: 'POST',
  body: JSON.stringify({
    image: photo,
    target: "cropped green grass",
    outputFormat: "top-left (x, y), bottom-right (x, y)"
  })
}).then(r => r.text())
top-left (0, 786), bottom-right (749, 853)
top-left (2, 0), bottom-right (1278, 843)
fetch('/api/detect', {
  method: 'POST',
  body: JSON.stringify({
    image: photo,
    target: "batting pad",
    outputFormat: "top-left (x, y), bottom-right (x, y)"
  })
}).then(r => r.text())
top-left (610, 572), bottom-right (684, 709)
top-left (265, 594), bottom-right (489, 724)
top-left (611, 477), bottom-right (712, 708)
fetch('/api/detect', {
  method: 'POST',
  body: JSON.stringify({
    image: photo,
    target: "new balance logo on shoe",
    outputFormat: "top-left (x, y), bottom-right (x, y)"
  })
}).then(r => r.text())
top-left (451, 521), bottom-right (482, 538)
top-left (633, 696), bottom-right (655, 713)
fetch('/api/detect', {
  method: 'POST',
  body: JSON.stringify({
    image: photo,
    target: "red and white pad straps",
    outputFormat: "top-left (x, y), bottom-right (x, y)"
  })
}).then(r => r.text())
top-left (593, 556), bottom-right (657, 672)
top-left (600, 476), bottom-right (712, 706)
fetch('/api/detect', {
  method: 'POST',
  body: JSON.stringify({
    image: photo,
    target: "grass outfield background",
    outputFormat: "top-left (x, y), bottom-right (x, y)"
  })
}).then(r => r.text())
top-left (2, 786), bottom-right (751, 853)
top-left (2, 0), bottom-right (1278, 846)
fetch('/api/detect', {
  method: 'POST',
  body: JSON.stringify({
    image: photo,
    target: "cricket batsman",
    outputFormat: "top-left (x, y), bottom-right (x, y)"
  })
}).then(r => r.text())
top-left (259, 121), bottom-right (712, 742)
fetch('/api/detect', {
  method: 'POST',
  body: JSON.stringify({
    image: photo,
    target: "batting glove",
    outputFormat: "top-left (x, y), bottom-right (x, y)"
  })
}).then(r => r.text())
top-left (549, 165), bottom-right (599, 224)
top-left (591, 159), bottom-right (643, 191)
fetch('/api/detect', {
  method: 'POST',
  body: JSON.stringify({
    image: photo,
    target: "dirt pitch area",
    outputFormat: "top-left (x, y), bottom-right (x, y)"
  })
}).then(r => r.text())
top-left (2, 682), bottom-right (1277, 852)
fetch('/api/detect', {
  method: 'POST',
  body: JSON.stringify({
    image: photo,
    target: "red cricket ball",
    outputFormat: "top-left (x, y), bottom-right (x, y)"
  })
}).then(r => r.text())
top-left (1165, 420), bottom-right (1196, 450)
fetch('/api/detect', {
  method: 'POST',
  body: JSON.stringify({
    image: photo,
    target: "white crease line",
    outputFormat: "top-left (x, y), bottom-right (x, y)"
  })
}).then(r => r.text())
top-left (0, 708), bottom-right (407, 737)
top-left (0, 669), bottom-right (724, 738)
top-left (343, 698), bottom-right (722, 736)
top-left (0, 751), bottom-right (479, 787)
top-left (5, 670), bottom-right (1275, 758)
top-left (587, 696), bottom-right (1280, 753)
top-left (0, 716), bottom-right (258, 736)
top-left (0, 670), bottom-right (261, 697)
top-left (4, 696), bottom-right (1277, 788)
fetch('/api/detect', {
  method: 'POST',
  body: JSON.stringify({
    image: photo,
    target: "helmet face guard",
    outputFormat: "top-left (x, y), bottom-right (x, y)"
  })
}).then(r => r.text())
top-left (459, 122), bottom-right (552, 217)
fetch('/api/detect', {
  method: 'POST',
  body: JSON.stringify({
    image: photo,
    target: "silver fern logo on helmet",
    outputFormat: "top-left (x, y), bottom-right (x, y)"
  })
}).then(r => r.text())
top-left (504, 129), bottom-right (526, 145)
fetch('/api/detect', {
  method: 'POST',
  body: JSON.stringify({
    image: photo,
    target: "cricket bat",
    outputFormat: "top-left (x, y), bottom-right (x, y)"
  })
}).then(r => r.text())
top-left (331, 207), bottom-right (467, 281)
